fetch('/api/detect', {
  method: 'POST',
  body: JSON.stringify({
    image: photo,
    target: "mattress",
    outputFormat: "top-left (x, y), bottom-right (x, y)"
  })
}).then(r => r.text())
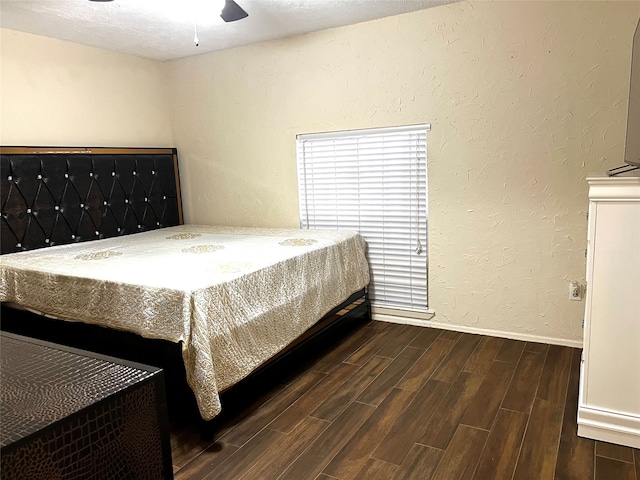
top-left (0, 225), bottom-right (370, 419)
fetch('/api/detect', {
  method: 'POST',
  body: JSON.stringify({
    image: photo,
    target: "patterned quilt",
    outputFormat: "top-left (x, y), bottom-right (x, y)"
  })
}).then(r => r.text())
top-left (0, 225), bottom-right (370, 419)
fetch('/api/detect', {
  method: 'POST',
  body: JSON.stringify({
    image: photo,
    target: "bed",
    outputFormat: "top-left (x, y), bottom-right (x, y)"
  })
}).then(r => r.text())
top-left (0, 147), bottom-right (371, 421)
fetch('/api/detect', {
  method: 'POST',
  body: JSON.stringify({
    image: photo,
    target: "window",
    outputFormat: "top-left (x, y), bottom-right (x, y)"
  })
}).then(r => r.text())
top-left (297, 124), bottom-right (429, 309)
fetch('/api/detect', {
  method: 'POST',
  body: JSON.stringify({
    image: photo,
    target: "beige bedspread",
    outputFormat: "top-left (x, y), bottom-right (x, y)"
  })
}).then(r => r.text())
top-left (0, 225), bottom-right (370, 419)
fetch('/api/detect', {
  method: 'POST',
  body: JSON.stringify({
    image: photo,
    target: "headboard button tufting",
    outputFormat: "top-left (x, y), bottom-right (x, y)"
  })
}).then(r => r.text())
top-left (1, 147), bottom-right (181, 254)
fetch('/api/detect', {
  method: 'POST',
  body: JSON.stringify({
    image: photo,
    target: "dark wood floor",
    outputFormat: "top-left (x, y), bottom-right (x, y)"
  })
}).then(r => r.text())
top-left (170, 319), bottom-right (640, 480)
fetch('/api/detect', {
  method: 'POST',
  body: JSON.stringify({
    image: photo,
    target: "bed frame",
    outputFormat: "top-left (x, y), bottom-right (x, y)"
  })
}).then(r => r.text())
top-left (0, 146), bottom-right (371, 424)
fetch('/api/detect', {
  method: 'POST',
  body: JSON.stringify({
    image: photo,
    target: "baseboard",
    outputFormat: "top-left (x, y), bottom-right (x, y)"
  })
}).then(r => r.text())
top-left (371, 312), bottom-right (583, 348)
top-left (577, 405), bottom-right (640, 449)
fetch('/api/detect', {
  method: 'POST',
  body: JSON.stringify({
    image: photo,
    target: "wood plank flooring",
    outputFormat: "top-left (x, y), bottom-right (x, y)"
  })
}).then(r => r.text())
top-left (170, 320), bottom-right (640, 480)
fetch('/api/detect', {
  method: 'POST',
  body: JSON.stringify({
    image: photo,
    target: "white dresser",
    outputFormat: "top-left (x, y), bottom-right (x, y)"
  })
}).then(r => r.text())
top-left (578, 176), bottom-right (640, 448)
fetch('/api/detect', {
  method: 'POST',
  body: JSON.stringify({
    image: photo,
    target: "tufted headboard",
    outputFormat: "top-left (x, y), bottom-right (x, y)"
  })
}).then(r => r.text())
top-left (1, 147), bottom-right (183, 254)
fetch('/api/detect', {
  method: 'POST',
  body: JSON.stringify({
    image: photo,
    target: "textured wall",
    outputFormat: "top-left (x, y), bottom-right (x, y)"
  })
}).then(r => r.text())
top-left (177, 1), bottom-right (635, 344)
top-left (0, 29), bottom-right (173, 147)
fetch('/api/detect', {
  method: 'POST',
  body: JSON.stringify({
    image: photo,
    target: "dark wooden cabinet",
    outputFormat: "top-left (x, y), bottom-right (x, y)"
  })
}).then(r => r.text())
top-left (0, 332), bottom-right (173, 479)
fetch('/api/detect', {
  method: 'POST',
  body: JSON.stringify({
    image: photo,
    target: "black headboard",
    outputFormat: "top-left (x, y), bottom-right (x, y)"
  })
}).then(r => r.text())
top-left (1, 147), bottom-right (183, 254)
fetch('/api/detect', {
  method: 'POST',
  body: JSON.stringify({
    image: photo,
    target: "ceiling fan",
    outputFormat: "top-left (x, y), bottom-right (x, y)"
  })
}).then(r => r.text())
top-left (88, 0), bottom-right (248, 23)
top-left (220, 0), bottom-right (248, 23)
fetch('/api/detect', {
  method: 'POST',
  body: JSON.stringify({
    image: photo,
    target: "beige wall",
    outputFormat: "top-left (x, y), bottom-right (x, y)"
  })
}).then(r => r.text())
top-left (0, 29), bottom-right (173, 147)
top-left (168, 1), bottom-right (639, 345)
top-left (0, 3), bottom-right (635, 345)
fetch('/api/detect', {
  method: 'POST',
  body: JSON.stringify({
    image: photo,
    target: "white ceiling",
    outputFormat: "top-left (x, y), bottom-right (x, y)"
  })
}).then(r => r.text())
top-left (0, 0), bottom-right (459, 61)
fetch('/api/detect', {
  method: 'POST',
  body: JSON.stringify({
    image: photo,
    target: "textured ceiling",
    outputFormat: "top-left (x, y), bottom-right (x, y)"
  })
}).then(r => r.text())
top-left (0, 0), bottom-right (459, 61)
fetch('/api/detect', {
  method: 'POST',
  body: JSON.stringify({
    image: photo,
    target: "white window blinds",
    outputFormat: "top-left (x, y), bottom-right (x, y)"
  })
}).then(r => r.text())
top-left (297, 124), bottom-right (430, 309)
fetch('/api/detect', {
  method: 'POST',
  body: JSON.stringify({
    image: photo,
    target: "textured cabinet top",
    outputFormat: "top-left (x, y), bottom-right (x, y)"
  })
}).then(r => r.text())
top-left (0, 332), bottom-right (160, 448)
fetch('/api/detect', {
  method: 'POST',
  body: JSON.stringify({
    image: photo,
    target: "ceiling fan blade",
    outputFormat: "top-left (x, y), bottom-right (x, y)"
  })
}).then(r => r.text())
top-left (221, 0), bottom-right (248, 22)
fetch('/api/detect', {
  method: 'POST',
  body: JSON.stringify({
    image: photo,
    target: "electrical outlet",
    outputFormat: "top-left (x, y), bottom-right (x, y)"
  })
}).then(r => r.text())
top-left (569, 281), bottom-right (582, 301)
